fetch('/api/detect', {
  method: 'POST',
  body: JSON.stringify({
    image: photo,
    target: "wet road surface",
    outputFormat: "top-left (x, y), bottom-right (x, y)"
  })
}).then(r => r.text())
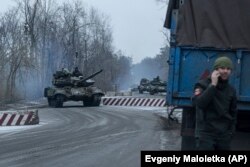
top-left (1, 101), bottom-right (249, 167)
top-left (0, 104), bottom-right (180, 167)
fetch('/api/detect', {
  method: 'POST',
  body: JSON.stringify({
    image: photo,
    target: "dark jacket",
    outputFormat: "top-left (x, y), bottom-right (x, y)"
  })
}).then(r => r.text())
top-left (192, 77), bottom-right (237, 137)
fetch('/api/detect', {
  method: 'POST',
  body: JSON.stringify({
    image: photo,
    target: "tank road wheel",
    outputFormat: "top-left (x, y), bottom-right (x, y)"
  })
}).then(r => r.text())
top-left (83, 100), bottom-right (92, 107)
top-left (55, 95), bottom-right (64, 108)
top-left (139, 89), bottom-right (143, 94)
top-left (92, 94), bottom-right (102, 106)
top-left (48, 98), bottom-right (56, 107)
top-left (84, 94), bottom-right (102, 107)
top-left (149, 90), bottom-right (155, 95)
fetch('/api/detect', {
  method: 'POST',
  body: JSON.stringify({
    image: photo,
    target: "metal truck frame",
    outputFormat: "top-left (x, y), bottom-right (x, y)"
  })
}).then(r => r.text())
top-left (165, 0), bottom-right (250, 150)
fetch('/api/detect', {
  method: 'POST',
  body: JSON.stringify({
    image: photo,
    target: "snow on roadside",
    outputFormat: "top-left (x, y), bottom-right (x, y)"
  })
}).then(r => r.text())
top-left (0, 98), bottom-right (46, 135)
top-left (0, 124), bottom-right (41, 135)
top-left (127, 106), bottom-right (183, 123)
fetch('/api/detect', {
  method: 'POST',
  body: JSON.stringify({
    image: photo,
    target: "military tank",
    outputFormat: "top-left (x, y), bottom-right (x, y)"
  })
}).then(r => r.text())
top-left (44, 68), bottom-right (105, 107)
top-left (138, 78), bottom-right (150, 94)
top-left (148, 77), bottom-right (167, 95)
top-left (138, 76), bottom-right (167, 95)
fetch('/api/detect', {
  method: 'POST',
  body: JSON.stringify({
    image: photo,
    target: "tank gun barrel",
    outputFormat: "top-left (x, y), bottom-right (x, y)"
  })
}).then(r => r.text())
top-left (79, 69), bottom-right (103, 83)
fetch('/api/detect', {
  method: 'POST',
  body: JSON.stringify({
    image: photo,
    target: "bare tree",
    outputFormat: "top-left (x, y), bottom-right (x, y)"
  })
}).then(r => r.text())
top-left (0, 7), bottom-right (29, 101)
top-left (0, 0), bottom-right (133, 101)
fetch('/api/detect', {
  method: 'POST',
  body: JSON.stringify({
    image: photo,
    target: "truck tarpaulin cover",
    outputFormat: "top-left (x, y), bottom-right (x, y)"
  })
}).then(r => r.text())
top-left (165, 0), bottom-right (250, 49)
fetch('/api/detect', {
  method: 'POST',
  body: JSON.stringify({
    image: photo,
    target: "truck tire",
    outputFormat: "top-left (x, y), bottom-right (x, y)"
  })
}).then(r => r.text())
top-left (180, 107), bottom-right (196, 150)
top-left (236, 111), bottom-right (250, 132)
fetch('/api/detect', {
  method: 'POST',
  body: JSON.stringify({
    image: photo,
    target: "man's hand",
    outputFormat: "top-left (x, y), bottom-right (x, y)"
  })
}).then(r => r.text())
top-left (211, 70), bottom-right (220, 86)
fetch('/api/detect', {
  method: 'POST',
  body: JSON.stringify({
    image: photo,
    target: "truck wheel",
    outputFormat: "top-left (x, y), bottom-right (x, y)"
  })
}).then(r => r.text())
top-left (180, 107), bottom-right (196, 150)
top-left (55, 95), bottom-right (64, 108)
top-left (236, 111), bottom-right (250, 132)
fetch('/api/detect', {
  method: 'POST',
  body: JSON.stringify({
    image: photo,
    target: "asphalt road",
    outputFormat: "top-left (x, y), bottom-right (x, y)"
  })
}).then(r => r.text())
top-left (1, 99), bottom-right (250, 167)
top-left (0, 103), bottom-right (180, 167)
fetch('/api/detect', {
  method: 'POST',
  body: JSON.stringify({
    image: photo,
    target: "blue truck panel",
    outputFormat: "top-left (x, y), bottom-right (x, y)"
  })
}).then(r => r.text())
top-left (166, 0), bottom-right (250, 150)
top-left (167, 6), bottom-right (250, 111)
top-left (167, 47), bottom-right (250, 110)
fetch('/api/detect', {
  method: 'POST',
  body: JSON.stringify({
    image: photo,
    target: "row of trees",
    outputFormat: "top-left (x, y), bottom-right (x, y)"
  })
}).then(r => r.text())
top-left (0, 0), bottom-right (170, 103)
top-left (134, 0), bottom-right (169, 84)
top-left (132, 45), bottom-right (169, 84)
top-left (0, 0), bottom-right (132, 102)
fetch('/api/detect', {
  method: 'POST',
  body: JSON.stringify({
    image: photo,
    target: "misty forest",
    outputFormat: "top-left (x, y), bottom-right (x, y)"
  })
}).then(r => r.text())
top-left (0, 0), bottom-right (169, 103)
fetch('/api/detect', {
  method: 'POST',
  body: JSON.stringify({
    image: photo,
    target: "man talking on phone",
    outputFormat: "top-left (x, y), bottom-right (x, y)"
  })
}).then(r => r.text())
top-left (192, 56), bottom-right (237, 150)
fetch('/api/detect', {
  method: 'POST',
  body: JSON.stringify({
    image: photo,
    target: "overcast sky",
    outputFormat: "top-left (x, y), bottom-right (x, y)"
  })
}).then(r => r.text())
top-left (0, 0), bottom-right (168, 64)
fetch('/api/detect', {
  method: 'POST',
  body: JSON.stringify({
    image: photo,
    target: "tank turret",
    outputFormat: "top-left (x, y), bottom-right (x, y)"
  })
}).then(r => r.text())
top-left (52, 68), bottom-right (103, 88)
top-left (44, 68), bottom-right (104, 107)
top-left (73, 69), bottom-right (103, 87)
top-left (138, 76), bottom-right (167, 95)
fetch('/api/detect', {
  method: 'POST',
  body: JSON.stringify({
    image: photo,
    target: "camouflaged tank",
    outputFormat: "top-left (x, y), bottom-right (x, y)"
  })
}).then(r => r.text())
top-left (138, 78), bottom-right (150, 94)
top-left (138, 76), bottom-right (167, 95)
top-left (148, 77), bottom-right (167, 95)
top-left (44, 69), bottom-right (104, 107)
